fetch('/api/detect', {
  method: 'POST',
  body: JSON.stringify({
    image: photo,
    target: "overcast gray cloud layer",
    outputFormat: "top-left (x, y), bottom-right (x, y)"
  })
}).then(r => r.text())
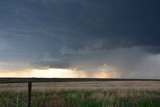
top-left (0, 0), bottom-right (160, 78)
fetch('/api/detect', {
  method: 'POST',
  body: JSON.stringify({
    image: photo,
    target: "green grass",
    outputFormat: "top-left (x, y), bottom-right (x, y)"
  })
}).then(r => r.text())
top-left (0, 92), bottom-right (27, 107)
top-left (0, 89), bottom-right (160, 107)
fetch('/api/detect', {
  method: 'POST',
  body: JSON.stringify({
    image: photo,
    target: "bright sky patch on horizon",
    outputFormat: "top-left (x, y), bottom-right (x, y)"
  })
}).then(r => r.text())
top-left (0, 68), bottom-right (120, 78)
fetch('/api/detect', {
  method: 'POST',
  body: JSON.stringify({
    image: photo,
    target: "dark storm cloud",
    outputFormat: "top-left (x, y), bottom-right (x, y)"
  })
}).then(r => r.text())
top-left (0, 0), bottom-right (160, 78)
top-left (1, 0), bottom-right (160, 52)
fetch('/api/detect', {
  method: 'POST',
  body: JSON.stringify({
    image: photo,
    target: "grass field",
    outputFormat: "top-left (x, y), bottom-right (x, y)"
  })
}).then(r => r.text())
top-left (0, 81), bottom-right (160, 107)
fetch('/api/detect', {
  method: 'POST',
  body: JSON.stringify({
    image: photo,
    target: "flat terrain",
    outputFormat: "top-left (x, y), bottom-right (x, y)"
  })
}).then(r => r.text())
top-left (0, 78), bottom-right (160, 107)
top-left (1, 78), bottom-right (160, 83)
top-left (0, 81), bottom-right (160, 92)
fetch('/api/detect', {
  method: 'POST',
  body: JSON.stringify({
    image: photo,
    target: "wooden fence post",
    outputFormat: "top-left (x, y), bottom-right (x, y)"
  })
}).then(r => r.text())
top-left (28, 82), bottom-right (32, 107)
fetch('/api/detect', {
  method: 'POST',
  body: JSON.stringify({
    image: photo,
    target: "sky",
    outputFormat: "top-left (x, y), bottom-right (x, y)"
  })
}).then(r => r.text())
top-left (0, 0), bottom-right (160, 78)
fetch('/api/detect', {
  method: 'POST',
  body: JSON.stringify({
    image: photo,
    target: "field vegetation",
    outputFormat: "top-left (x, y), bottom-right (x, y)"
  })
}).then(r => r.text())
top-left (0, 81), bottom-right (160, 107)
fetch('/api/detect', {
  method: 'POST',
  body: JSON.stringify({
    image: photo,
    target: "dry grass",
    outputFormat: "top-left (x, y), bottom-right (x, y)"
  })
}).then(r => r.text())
top-left (0, 81), bottom-right (160, 92)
